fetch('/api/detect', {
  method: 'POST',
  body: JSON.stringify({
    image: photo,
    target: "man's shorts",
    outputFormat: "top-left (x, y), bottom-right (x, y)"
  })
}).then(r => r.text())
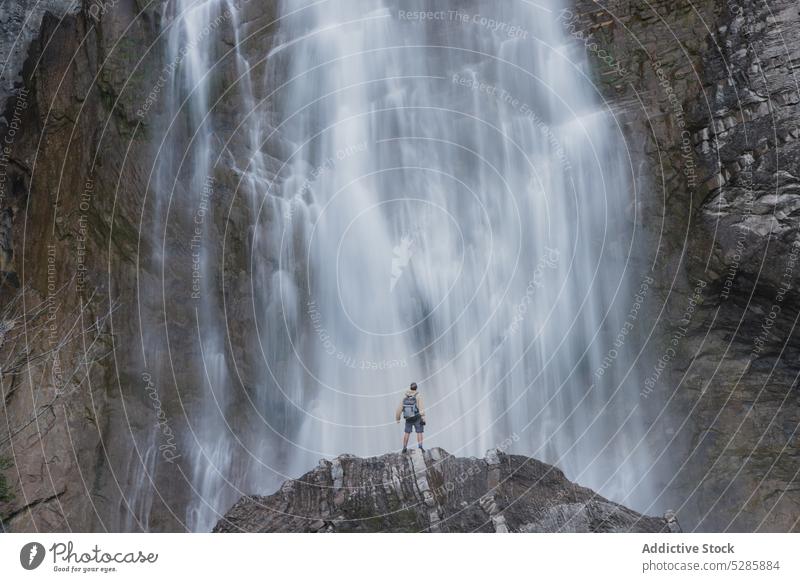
top-left (404, 416), bottom-right (424, 433)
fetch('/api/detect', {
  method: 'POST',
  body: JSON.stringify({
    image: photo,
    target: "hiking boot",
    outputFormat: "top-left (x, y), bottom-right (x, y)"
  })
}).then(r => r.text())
top-left (418, 446), bottom-right (425, 452)
top-left (402, 448), bottom-right (408, 454)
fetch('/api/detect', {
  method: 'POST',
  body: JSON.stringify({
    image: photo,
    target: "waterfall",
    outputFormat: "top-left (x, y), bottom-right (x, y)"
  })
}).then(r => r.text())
top-left (261, 0), bottom-right (658, 510)
top-left (145, 0), bottom-right (662, 530)
top-left (133, 0), bottom-right (250, 532)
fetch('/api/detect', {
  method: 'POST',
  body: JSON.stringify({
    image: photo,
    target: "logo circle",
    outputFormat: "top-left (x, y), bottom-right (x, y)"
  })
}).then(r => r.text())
top-left (19, 542), bottom-right (46, 570)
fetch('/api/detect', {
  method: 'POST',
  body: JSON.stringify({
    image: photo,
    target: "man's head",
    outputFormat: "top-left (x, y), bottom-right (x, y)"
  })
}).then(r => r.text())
top-left (410, 382), bottom-right (417, 391)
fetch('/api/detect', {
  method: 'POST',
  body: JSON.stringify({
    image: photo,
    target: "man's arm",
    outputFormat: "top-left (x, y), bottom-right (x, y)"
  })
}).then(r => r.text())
top-left (418, 395), bottom-right (425, 419)
top-left (395, 401), bottom-right (403, 422)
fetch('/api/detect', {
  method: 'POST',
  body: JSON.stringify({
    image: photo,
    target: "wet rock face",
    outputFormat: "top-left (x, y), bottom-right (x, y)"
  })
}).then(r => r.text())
top-left (571, 0), bottom-right (800, 531)
top-left (683, 0), bottom-right (800, 533)
top-left (0, 0), bottom-right (286, 532)
top-left (0, 1), bottom-right (78, 113)
top-left (213, 448), bottom-right (671, 533)
top-left (0, 1), bottom-right (170, 532)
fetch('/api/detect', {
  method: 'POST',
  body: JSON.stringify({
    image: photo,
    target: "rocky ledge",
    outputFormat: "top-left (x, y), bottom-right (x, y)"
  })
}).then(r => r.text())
top-left (213, 448), bottom-right (677, 533)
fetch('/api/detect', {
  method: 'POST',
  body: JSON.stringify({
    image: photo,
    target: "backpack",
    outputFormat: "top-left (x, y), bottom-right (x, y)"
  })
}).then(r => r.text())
top-left (402, 394), bottom-right (419, 420)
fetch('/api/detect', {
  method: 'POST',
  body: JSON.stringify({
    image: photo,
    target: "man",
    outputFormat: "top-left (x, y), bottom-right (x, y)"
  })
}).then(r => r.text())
top-left (395, 382), bottom-right (425, 453)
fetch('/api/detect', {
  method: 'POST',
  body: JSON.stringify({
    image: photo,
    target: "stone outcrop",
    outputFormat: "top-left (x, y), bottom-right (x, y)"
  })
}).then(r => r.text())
top-left (213, 448), bottom-right (673, 533)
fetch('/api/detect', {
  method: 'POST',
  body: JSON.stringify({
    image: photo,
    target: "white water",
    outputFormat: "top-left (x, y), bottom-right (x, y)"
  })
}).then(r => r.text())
top-left (147, 0), bottom-right (660, 531)
top-left (262, 0), bottom-right (655, 503)
top-left (137, 0), bottom-right (247, 532)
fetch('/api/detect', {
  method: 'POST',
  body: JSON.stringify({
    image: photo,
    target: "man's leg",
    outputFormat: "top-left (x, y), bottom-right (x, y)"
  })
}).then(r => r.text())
top-left (402, 429), bottom-right (410, 451)
top-left (416, 421), bottom-right (424, 449)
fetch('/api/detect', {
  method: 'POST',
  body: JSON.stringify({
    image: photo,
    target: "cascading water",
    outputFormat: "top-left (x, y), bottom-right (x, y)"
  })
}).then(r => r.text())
top-left (134, 0), bottom-right (248, 532)
top-left (143, 0), bottom-right (664, 531)
top-left (259, 0), bottom-right (659, 511)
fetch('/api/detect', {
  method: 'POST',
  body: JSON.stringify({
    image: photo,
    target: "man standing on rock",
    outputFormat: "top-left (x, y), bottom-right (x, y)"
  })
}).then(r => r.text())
top-left (395, 382), bottom-right (425, 453)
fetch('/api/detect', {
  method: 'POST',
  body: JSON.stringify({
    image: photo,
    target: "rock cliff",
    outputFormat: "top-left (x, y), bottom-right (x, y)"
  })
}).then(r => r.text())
top-left (213, 448), bottom-right (674, 533)
top-left (571, 0), bottom-right (800, 532)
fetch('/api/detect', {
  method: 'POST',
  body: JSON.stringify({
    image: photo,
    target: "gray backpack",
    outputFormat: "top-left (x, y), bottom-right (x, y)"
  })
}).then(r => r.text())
top-left (402, 394), bottom-right (419, 420)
